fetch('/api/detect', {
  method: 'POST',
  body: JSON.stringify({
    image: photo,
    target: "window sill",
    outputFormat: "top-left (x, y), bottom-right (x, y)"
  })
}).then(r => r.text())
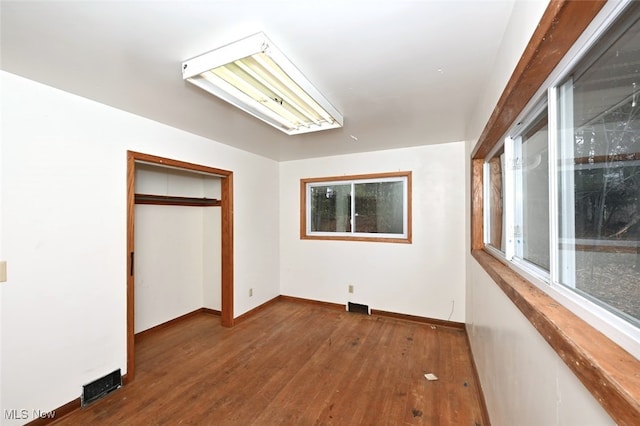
top-left (472, 249), bottom-right (640, 425)
top-left (300, 235), bottom-right (411, 244)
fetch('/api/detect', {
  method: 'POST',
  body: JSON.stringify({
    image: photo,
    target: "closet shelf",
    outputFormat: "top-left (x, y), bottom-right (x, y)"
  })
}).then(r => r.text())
top-left (134, 193), bottom-right (221, 207)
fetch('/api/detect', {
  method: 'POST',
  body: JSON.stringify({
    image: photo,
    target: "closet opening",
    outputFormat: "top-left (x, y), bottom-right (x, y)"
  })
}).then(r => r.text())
top-left (126, 151), bottom-right (234, 383)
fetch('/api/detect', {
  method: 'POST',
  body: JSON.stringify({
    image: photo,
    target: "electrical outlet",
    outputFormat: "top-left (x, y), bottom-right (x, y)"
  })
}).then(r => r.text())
top-left (249, 288), bottom-right (253, 297)
top-left (348, 284), bottom-right (354, 293)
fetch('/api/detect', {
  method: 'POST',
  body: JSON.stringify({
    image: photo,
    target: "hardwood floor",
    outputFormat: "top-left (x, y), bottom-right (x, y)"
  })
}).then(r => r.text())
top-left (53, 299), bottom-right (487, 425)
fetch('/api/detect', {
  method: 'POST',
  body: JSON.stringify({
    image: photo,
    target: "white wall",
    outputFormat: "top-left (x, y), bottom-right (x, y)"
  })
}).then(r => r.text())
top-left (202, 197), bottom-right (222, 311)
top-left (468, 262), bottom-right (613, 425)
top-left (0, 78), bottom-right (4, 420)
top-left (280, 142), bottom-right (466, 322)
top-left (466, 0), bottom-right (551, 140)
top-left (0, 70), bottom-right (280, 424)
top-left (133, 165), bottom-right (222, 332)
top-left (135, 204), bottom-right (206, 332)
top-left (465, 0), bottom-right (615, 424)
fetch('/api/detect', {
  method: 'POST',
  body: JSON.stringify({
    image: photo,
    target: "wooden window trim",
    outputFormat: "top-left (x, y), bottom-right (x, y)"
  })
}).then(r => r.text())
top-left (470, 1), bottom-right (640, 424)
top-left (300, 171), bottom-right (412, 244)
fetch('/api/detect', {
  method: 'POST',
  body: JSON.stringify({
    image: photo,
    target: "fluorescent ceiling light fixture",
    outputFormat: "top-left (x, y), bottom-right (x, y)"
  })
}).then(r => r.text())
top-left (182, 32), bottom-right (343, 135)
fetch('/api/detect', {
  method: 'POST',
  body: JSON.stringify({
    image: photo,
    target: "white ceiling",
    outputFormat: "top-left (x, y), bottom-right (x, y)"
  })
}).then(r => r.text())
top-left (0, 0), bottom-right (518, 161)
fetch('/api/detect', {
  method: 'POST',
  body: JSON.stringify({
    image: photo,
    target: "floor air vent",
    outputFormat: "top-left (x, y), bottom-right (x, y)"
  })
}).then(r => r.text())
top-left (82, 369), bottom-right (122, 407)
top-left (348, 302), bottom-right (370, 315)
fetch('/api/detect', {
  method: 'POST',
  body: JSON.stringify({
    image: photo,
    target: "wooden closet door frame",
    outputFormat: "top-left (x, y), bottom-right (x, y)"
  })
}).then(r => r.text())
top-left (126, 151), bottom-right (234, 383)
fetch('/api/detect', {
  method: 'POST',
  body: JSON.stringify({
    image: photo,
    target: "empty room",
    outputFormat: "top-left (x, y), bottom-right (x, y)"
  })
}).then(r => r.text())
top-left (0, 0), bottom-right (638, 425)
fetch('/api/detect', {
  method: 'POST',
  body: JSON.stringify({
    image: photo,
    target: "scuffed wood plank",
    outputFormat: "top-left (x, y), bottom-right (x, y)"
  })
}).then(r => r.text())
top-left (52, 300), bottom-right (488, 425)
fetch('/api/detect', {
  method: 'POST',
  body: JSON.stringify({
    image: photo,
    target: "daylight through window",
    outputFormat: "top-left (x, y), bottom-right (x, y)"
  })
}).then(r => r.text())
top-left (484, 1), bottom-right (640, 330)
top-left (301, 172), bottom-right (411, 243)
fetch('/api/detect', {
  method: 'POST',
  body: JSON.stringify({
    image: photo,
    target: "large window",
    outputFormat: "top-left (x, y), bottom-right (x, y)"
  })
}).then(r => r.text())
top-left (483, 1), bottom-right (640, 330)
top-left (555, 6), bottom-right (640, 326)
top-left (301, 172), bottom-right (411, 243)
top-left (473, 1), bottom-right (640, 422)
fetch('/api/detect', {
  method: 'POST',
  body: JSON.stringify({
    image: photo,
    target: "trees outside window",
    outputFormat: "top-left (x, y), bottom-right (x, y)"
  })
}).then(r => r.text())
top-left (301, 172), bottom-right (411, 243)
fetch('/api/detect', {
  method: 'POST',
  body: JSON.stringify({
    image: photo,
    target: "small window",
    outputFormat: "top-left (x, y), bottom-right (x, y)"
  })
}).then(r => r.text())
top-left (301, 172), bottom-right (411, 243)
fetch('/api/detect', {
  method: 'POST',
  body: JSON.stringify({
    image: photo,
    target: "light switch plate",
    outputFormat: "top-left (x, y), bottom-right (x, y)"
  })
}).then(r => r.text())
top-left (0, 261), bottom-right (6, 282)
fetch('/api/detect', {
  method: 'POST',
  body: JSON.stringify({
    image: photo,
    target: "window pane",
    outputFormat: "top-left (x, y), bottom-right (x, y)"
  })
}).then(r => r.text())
top-left (487, 147), bottom-right (506, 251)
top-left (309, 184), bottom-right (351, 232)
top-left (517, 113), bottom-right (550, 270)
top-left (354, 181), bottom-right (404, 234)
top-left (557, 9), bottom-right (640, 325)
top-left (303, 172), bottom-right (411, 242)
